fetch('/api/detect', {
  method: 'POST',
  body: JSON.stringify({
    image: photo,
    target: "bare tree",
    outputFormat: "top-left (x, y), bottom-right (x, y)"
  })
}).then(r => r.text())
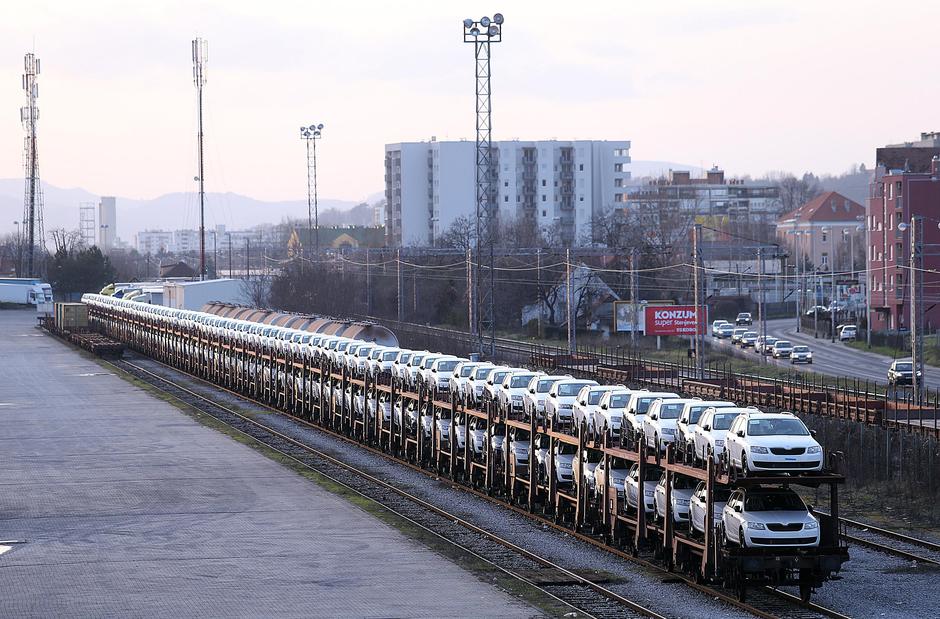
top-left (766, 171), bottom-right (823, 214)
top-left (49, 228), bottom-right (84, 255)
top-left (241, 272), bottom-right (271, 308)
top-left (435, 215), bottom-right (476, 252)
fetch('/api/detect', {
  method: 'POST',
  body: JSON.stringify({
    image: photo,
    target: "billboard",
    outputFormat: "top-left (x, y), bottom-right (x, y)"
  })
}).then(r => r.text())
top-left (644, 305), bottom-right (707, 336)
top-left (613, 301), bottom-right (646, 333)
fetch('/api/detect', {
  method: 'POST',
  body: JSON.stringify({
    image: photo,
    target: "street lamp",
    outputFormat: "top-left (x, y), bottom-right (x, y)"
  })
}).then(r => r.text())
top-left (300, 123), bottom-right (324, 256)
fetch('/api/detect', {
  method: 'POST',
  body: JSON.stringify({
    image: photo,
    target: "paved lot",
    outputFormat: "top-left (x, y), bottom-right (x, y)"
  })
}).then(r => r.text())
top-left (0, 310), bottom-right (535, 618)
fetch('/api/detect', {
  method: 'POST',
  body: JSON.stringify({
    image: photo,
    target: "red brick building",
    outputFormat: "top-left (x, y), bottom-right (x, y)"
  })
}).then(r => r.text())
top-left (867, 133), bottom-right (940, 332)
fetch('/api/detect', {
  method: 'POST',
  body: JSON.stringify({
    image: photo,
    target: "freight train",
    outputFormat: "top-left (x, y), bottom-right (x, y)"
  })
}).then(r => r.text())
top-left (81, 293), bottom-right (849, 603)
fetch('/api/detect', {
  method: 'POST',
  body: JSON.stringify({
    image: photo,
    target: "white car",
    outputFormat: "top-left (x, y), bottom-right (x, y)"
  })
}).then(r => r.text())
top-left (391, 350), bottom-right (415, 382)
top-left (693, 406), bottom-right (753, 464)
top-left (625, 462), bottom-right (661, 512)
top-left (414, 354), bottom-right (446, 390)
top-left (523, 375), bottom-right (571, 421)
top-left (838, 324), bottom-right (858, 342)
top-left (466, 364), bottom-right (497, 406)
top-left (711, 319), bottom-right (730, 337)
top-left (574, 448), bottom-right (602, 492)
top-left (790, 345), bottom-right (813, 364)
top-left (724, 412), bottom-right (823, 474)
top-left (690, 482), bottom-right (731, 535)
top-left (676, 400), bottom-right (736, 460)
top-left (427, 357), bottom-right (464, 396)
top-left (545, 379), bottom-right (599, 429)
top-left (482, 367), bottom-right (514, 404)
top-left (551, 441), bottom-right (578, 485)
top-left (450, 361), bottom-right (484, 402)
top-left (507, 428), bottom-right (531, 477)
top-left (624, 391), bottom-right (679, 441)
top-left (592, 388), bottom-right (634, 442)
top-left (722, 487), bottom-right (820, 548)
top-left (572, 385), bottom-right (622, 435)
top-left (653, 472), bottom-right (696, 524)
top-left (435, 408), bottom-right (452, 444)
top-left (469, 418), bottom-right (487, 456)
top-left (771, 340), bottom-right (794, 359)
top-left (371, 347), bottom-right (401, 377)
top-left (594, 456), bottom-right (630, 500)
top-left (497, 371), bottom-right (541, 416)
top-left (643, 398), bottom-right (697, 453)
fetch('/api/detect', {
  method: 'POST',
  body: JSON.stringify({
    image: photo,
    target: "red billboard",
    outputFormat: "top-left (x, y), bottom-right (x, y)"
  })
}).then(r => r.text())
top-left (644, 305), bottom-right (707, 336)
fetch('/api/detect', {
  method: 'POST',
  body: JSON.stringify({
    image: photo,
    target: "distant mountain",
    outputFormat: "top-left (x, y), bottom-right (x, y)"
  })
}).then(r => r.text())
top-left (0, 179), bottom-right (375, 240)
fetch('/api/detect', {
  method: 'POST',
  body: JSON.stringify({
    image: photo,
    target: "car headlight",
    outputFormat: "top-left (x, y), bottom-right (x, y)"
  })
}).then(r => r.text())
top-left (804, 520), bottom-right (819, 529)
top-left (644, 489), bottom-right (655, 497)
top-left (750, 446), bottom-right (769, 454)
top-left (662, 428), bottom-right (676, 436)
top-left (807, 445), bottom-right (821, 454)
top-left (714, 439), bottom-right (724, 447)
top-left (747, 522), bottom-right (766, 530)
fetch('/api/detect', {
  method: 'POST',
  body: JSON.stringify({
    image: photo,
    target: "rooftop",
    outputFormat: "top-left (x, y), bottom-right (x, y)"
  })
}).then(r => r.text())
top-left (778, 191), bottom-right (864, 224)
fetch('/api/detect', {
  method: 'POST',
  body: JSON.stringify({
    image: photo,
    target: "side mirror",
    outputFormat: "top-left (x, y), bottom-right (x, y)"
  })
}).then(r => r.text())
top-left (702, 425), bottom-right (710, 431)
top-left (650, 414), bottom-right (658, 420)
top-left (734, 504), bottom-right (742, 513)
top-left (550, 393), bottom-right (556, 398)
top-left (810, 430), bottom-right (817, 438)
top-left (736, 430), bottom-right (745, 438)
top-left (601, 404), bottom-right (608, 410)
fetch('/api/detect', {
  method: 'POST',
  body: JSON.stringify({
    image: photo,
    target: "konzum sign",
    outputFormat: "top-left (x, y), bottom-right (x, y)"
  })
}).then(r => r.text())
top-left (644, 305), bottom-right (707, 336)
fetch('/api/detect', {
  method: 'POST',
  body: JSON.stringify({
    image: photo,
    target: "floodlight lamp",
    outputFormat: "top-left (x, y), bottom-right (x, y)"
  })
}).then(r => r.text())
top-left (470, 27), bottom-right (480, 35)
top-left (493, 13), bottom-right (504, 24)
top-left (309, 124), bottom-right (317, 131)
top-left (481, 16), bottom-right (491, 27)
top-left (463, 18), bottom-right (473, 28)
top-left (317, 123), bottom-right (324, 130)
top-left (488, 25), bottom-right (499, 36)
top-left (898, 222), bottom-right (909, 232)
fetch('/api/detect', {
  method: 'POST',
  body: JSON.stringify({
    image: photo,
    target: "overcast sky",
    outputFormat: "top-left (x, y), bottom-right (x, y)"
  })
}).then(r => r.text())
top-left (2, 0), bottom-right (939, 205)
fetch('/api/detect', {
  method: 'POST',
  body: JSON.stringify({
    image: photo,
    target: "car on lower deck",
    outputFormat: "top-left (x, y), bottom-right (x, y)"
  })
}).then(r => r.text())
top-left (721, 486), bottom-right (820, 547)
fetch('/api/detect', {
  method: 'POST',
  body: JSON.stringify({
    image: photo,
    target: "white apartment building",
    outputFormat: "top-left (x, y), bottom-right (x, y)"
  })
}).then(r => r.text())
top-left (385, 139), bottom-right (631, 247)
top-left (136, 225), bottom-right (262, 255)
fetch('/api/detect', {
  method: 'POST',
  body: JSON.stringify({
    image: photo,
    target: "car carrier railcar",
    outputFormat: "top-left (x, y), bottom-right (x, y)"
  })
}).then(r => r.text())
top-left (80, 293), bottom-right (849, 603)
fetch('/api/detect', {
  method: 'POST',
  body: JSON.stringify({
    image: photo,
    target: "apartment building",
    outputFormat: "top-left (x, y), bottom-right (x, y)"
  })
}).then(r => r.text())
top-left (384, 139), bottom-right (631, 247)
top-left (136, 225), bottom-right (262, 255)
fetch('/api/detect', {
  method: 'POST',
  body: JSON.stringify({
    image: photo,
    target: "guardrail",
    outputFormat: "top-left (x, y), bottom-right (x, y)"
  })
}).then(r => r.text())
top-left (365, 316), bottom-right (940, 439)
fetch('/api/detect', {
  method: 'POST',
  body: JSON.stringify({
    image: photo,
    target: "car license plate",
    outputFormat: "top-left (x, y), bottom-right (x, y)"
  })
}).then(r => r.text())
top-left (785, 457), bottom-right (796, 461)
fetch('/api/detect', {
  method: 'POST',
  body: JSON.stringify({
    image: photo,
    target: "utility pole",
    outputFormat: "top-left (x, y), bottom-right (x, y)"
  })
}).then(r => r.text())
top-left (909, 215), bottom-right (925, 404)
top-left (192, 38), bottom-right (208, 281)
top-left (246, 238), bottom-right (250, 279)
top-left (397, 249), bottom-right (403, 322)
top-left (692, 224), bottom-right (704, 378)
top-left (366, 248), bottom-right (372, 315)
top-left (830, 256), bottom-right (837, 343)
top-left (228, 233), bottom-right (232, 278)
top-left (566, 248), bottom-right (575, 354)
top-left (536, 248), bottom-right (542, 339)
top-left (758, 247), bottom-right (767, 363)
top-left (630, 247), bottom-right (639, 347)
top-left (466, 248), bottom-right (473, 335)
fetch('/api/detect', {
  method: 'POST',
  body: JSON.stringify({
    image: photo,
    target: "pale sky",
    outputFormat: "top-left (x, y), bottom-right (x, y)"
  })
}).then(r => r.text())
top-left (2, 0), bottom-right (939, 205)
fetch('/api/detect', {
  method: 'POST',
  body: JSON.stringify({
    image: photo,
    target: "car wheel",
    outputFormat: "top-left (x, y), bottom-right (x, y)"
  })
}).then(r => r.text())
top-left (740, 454), bottom-right (749, 477)
top-left (739, 527), bottom-right (747, 548)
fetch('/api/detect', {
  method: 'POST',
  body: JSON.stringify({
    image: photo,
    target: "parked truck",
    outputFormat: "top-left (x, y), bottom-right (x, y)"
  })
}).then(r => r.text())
top-left (0, 278), bottom-right (53, 305)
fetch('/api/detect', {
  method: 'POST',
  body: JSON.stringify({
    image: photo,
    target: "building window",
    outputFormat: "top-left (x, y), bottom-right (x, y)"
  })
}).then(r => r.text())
top-left (822, 233), bottom-right (827, 242)
top-left (579, 196), bottom-right (584, 202)
top-left (542, 179), bottom-right (547, 187)
top-left (614, 178), bottom-right (623, 187)
top-left (614, 163), bottom-right (623, 172)
top-left (504, 195), bottom-right (509, 202)
top-left (542, 195), bottom-right (546, 202)
top-left (614, 193), bottom-right (624, 203)
top-left (542, 210), bottom-right (547, 217)
top-left (821, 252), bottom-right (829, 266)
top-left (504, 181), bottom-right (508, 187)
top-left (579, 164), bottom-right (584, 172)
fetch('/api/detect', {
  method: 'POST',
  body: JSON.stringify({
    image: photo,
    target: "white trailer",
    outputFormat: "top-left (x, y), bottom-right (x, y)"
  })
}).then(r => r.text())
top-left (0, 279), bottom-right (53, 305)
top-left (163, 278), bottom-right (249, 311)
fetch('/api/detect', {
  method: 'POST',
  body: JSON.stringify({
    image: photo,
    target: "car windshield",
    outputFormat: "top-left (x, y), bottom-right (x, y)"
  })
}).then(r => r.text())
top-left (688, 405), bottom-right (709, 424)
top-left (558, 443), bottom-right (577, 455)
top-left (439, 409), bottom-right (451, 420)
top-left (659, 402), bottom-right (684, 419)
top-left (398, 353), bottom-right (412, 363)
top-left (438, 360), bottom-right (460, 372)
top-left (358, 348), bottom-right (372, 357)
top-left (492, 371), bottom-right (509, 383)
top-left (559, 382), bottom-right (591, 396)
top-left (766, 338), bottom-right (777, 345)
top-left (744, 492), bottom-right (806, 511)
top-left (644, 466), bottom-right (663, 481)
top-left (383, 351), bottom-right (398, 360)
top-left (411, 354), bottom-right (426, 366)
top-left (747, 418), bottom-right (810, 436)
top-left (586, 450), bottom-right (602, 463)
top-left (611, 457), bottom-right (629, 470)
top-left (609, 394), bottom-right (630, 408)
top-left (474, 367), bottom-right (493, 379)
top-left (536, 379), bottom-right (558, 393)
top-left (896, 362), bottom-right (913, 372)
top-left (336, 342), bottom-right (350, 352)
top-left (793, 346), bottom-right (810, 353)
top-left (743, 332), bottom-right (757, 338)
top-left (588, 391), bottom-right (605, 405)
top-left (775, 341), bottom-right (792, 348)
top-left (460, 365), bottom-right (477, 377)
top-left (712, 413), bottom-right (739, 430)
top-left (636, 397), bottom-right (658, 414)
top-left (510, 375), bottom-right (534, 388)
top-left (673, 476), bottom-right (696, 489)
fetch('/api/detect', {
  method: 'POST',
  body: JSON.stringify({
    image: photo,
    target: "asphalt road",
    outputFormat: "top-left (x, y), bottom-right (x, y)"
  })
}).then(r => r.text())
top-left (710, 318), bottom-right (940, 391)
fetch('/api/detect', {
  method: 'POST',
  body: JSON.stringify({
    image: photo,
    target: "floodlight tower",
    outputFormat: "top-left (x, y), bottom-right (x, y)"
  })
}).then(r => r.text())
top-left (300, 124), bottom-right (324, 255)
top-left (463, 13), bottom-right (504, 357)
top-left (21, 52), bottom-right (44, 277)
top-left (192, 38), bottom-right (208, 280)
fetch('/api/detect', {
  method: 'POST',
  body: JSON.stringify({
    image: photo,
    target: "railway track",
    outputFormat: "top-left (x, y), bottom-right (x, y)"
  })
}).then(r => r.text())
top-left (108, 358), bottom-right (663, 619)
top-left (106, 354), bottom-right (850, 619)
top-left (837, 515), bottom-right (940, 567)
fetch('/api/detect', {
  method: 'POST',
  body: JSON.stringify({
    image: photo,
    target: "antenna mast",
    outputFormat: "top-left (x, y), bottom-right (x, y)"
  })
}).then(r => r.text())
top-left (21, 52), bottom-right (44, 277)
top-left (192, 38), bottom-right (208, 280)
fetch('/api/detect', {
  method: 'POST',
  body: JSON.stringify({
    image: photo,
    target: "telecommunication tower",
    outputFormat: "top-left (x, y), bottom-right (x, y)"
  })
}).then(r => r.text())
top-left (462, 13), bottom-right (504, 357)
top-left (21, 52), bottom-right (44, 277)
top-left (192, 38), bottom-right (208, 280)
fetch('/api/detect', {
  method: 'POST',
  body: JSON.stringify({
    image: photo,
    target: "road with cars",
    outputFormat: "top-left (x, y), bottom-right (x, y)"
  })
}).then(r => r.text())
top-left (711, 318), bottom-right (940, 391)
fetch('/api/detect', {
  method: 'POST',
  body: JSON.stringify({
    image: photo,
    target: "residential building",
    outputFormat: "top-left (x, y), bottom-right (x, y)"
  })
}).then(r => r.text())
top-left (136, 225), bottom-right (263, 255)
top-left (384, 138), bottom-right (631, 247)
top-left (867, 134), bottom-right (940, 332)
top-left (776, 191), bottom-right (865, 272)
top-left (622, 167), bottom-right (781, 223)
top-left (700, 242), bottom-right (784, 302)
top-left (136, 230), bottom-right (174, 255)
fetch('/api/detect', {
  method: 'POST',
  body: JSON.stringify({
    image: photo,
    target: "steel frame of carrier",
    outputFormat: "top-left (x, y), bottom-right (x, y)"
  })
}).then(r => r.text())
top-left (83, 294), bottom-right (849, 603)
